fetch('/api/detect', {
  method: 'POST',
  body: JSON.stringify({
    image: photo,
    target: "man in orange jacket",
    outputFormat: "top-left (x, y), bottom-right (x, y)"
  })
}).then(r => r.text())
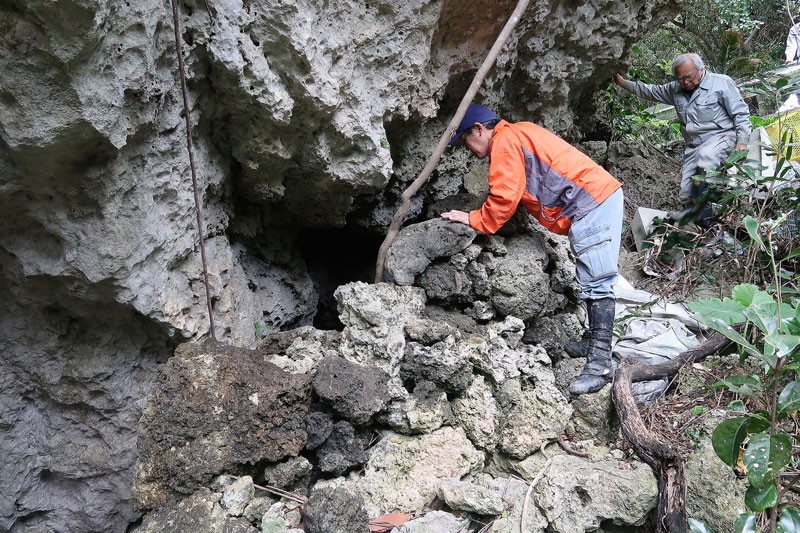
top-left (442, 104), bottom-right (624, 395)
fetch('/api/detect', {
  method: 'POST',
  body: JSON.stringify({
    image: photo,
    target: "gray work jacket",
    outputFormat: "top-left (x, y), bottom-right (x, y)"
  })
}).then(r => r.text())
top-left (622, 71), bottom-right (751, 147)
top-left (786, 22), bottom-right (800, 62)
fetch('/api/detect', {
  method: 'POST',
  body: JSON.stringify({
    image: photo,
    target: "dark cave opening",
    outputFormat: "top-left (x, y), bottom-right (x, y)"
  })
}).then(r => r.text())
top-left (298, 227), bottom-right (385, 331)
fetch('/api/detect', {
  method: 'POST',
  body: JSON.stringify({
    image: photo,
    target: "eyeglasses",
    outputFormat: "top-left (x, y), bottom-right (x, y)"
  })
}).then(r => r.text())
top-left (676, 70), bottom-right (698, 82)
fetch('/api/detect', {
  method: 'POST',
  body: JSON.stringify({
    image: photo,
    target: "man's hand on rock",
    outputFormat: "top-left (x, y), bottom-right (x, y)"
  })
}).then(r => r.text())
top-left (612, 73), bottom-right (626, 87)
top-left (735, 143), bottom-right (747, 152)
top-left (441, 210), bottom-right (469, 225)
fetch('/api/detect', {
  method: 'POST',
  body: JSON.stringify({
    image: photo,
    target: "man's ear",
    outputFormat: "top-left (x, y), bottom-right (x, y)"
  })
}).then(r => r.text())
top-left (472, 122), bottom-right (484, 136)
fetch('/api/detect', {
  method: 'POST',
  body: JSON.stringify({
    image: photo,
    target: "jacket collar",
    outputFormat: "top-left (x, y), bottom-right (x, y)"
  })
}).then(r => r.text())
top-left (488, 120), bottom-right (510, 151)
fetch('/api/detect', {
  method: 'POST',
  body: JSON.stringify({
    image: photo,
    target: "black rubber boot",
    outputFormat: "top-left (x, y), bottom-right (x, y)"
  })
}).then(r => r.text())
top-left (669, 178), bottom-right (714, 228)
top-left (569, 298), bottom-right (616, 395)
top-left (564, 330), bottom-right (592, 358)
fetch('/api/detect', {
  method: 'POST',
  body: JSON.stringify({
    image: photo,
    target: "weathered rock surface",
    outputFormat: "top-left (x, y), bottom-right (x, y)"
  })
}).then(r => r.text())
top-left (133, 342), bottom-right (312, 508)
top-left (357, 427), bottom-right (484, 516)
top-left (315, 421), bottom-right (370, 476)
top-left (312, 355), bottom-right (389, 425)
top-left (303, 486), bottom-right (370, 533)
top-left (452, 375), bottom-right (502, 451)
top-left (137, 488), bottom-right (257, 533)
top-left (222, 476), bottom-right (255, 517)
top-left (390, 510), bottom-right (471, 533)
top-left (336, 282), bottom-right (426, 374)
top-left (265, 457), bottom-right (313, 491)
top-left (685, 440), bottom-right (747, 533)
top-left (384, 218), bottom-right (477, 285)
top-left (437, 478), bottom-right (505, 515)
top-left (379, 379), bottom-right (451, 434)
top-left (533, 455), bottom-right (658, 532)
top-left (498, 379), bottom-right (573, 458)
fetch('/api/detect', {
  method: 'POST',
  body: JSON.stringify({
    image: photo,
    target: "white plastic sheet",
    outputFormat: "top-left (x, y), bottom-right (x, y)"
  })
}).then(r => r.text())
top-left (609, 276), bottom-right (707, 402)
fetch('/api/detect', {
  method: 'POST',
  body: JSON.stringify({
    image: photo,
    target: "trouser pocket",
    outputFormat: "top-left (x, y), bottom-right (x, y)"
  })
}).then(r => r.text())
top-left (571, 224), bottom-right (616, 282)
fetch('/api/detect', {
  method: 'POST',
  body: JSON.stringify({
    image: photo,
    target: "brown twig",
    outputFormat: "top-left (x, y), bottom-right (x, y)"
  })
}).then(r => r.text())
top-left (253, 483), bottom-right (308, 504)
top-left (373, 0), bottom-right (532, 283)
top-left (170, 0), bottom-right (216, 339)
top-left (520, 457), bottom-right (552, 533)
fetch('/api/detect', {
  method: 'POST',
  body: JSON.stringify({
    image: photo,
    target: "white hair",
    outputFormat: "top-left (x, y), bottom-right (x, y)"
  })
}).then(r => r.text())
top-left (672, 53), bottom-right (705, 74)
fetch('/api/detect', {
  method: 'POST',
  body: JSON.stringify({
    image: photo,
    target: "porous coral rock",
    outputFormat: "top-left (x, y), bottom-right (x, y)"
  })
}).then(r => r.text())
top-left (356, 426), bottom-right (484, 517)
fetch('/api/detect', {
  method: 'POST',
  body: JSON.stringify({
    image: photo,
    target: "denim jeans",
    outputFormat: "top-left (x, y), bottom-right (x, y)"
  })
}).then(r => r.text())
top-left (568, 188), bottom-right (623, 300)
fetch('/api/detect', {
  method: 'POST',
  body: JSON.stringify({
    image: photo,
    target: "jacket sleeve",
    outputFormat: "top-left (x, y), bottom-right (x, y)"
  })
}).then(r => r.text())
top-left (468, 143), bottom-right (526, 234)
top-left (787, 24), bottom-right (800, 62)
top-left (721, 77), bottom-right (751, 145)
top-left (621, 79), bottom-right (676, 106)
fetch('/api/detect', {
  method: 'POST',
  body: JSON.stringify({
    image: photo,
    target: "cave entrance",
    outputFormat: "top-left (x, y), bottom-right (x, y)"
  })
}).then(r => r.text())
top-left (298, 227), bottom-right (384, 331)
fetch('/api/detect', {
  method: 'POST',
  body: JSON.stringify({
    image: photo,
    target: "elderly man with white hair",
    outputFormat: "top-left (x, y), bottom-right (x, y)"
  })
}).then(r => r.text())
top-left (613, 53), bottom-right (751, 226)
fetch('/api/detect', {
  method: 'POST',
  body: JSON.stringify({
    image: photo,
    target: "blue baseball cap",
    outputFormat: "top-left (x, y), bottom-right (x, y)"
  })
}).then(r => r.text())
top-left (449, 104), bottom-right (498, 145)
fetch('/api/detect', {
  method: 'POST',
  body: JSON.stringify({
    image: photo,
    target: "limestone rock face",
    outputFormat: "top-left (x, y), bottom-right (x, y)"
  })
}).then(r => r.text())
top-left (0, 0), bottom-right (681, 528)
top-left (385, 219), bottom-right (478, 285)
top-left (336, 282), bottom-right (426, 373)
top-left (452, 375), bottom-right (502, 451)
top-left (133, 341), bottom-right (312, 509)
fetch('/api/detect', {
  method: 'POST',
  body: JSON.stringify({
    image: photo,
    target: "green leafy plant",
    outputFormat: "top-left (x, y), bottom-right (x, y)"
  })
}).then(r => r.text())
top-left (686, 214), bottom-right (800, 531)
top-left (254, 321), bottom-right (272, 338)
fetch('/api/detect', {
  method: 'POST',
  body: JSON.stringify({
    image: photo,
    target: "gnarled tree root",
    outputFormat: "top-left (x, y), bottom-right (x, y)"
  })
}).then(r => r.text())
top-left (611, 331), bottom-right (734, 533)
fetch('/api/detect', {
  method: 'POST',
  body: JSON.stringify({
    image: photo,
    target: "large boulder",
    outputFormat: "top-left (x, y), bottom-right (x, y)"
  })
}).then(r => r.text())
top-left (384, 218), bottom-right (477, 285)
top-left (357, 426), bottom-right (484, 516)
top-left (533, 455), bottom-right (658, 532)
top-left (133, 341), bottom-right (312, 508)
top-left (335, 281), bottom-right (426, 374)
top-left (312, 355), bottom-right (389, 425)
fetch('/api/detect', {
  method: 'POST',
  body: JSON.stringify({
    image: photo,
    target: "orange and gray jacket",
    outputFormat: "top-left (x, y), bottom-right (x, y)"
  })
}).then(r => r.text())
top-left (468, 120), bottom-right (621, 236)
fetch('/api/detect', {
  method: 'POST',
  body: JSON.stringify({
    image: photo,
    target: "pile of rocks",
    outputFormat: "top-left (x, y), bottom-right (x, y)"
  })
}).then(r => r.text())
top-left (132, 219), bottom-right (671, 532)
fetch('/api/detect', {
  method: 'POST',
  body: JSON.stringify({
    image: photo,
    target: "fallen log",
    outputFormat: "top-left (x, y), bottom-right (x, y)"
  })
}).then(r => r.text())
top-left (611, 330), bottom-right (735, 533)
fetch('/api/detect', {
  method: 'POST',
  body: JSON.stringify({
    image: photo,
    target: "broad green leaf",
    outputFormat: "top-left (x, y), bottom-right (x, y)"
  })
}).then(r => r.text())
top-left (779, 380), bottom-right (800, 415)
top-left (703, 318), bottom-right (766, 363)
top-left (777, 507), bottom-right (800, 533)
top-left (744, 433), bottom-right (792, 489)
top-left (745, 216), bottom-right (764, 248)
top-left (765, 303), bottom-right (800, 329)
top-left (747, 411), bottom-right (771, 433)
top-left (728, 400), bottom-right (746, 412)
top-left (709, 382), bottom-right (759, 400)
top-left (733, 284), bottom-right (776, 307)
top-left (743, 307), bottom-right (778, 335)
top-left (777, 78), bottom-right (789, 89)
top-left (712, 417), bottom-right (750, 466)
top-left (745, 483), bottom-right (778, 512)
top-left (787, 246), bottom-right (800, 261)
top-left (765, 334), bottom-right (800, 358)
top-left (693, 405), bottom-right (710, 415)
top-left (689, 518), bottom-right (716, 533)
top-left (734, 512), bottom-right (757, 533)
top-left (689, 298), bottom-right (746, 325)
top-left (712, 375), bottom-right (761, 388)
